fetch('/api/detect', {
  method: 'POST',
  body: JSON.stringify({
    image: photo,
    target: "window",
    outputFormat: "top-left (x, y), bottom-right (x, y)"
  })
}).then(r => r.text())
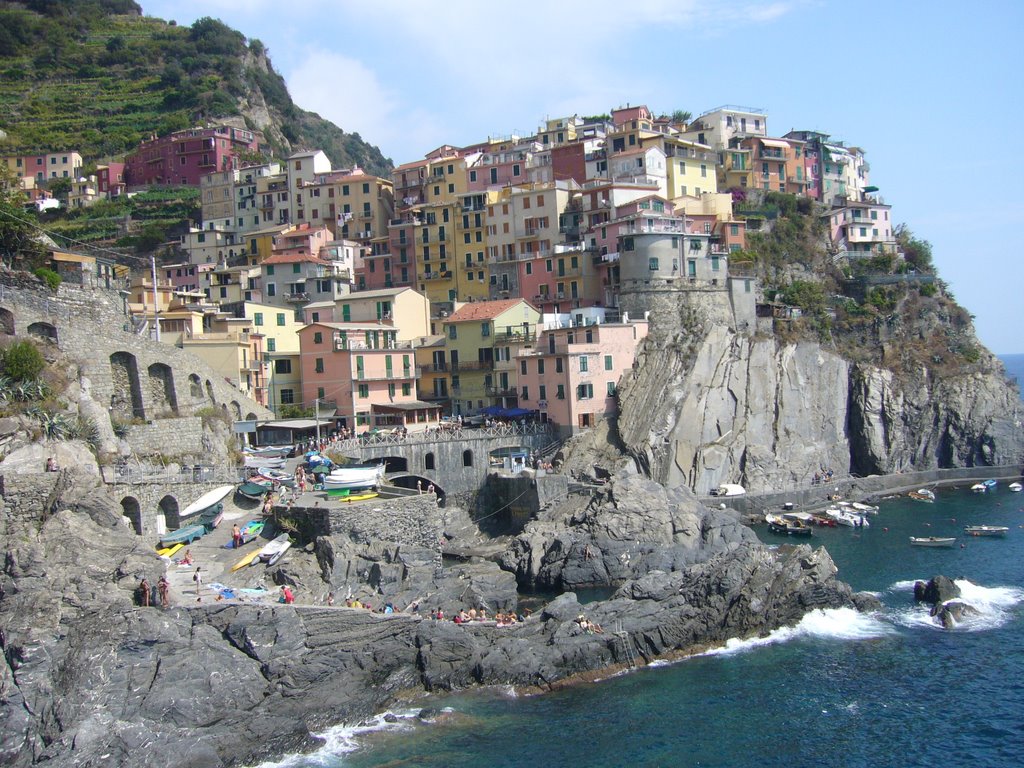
top-left (276, 313), bottom-right (286, 326)
top-left (556, 384), bottom-right (565, 399)
top-left (254, 312), bottom-right (263, 326)
top-left (280, 388), bottom-right (294, 404)
top-left (607, 381), bottom-right (617, 396)
top-left (266, 338), bottom-right (276, 352)
top-left (313, 331), bottom-right (323, 344)
top-left (358, 384), bottom-right (369, 398)
top-left (576, 383), bottom-right (594, 399)
top-left (462, 449), bottom-right (474, 467)
top-left (556, 358), bottom-right (563, 373)
top-left (520, 386), bottom-right (529, 401)
top-left (579, 356), bottom-right (588, 372)
top-left (314, 357), bottom-right (324, 373)
top-left (266, 265), bottom-right (275, 275)
top-left (604, 355), bottom-right (613, 371)
top-left (520, 360), bottom-right (527, 375)
top-left (293, 264), bottom-right (301, 274)
top-left (402, 383), bottom-right (411, 396)
top-left (481, 322), bottom-right (490, 337)
top-left (448, 326), bottom-right (457, 340)
top-left (525, 262), bottom-right (532, 275)
top-left (425, 452), bottom-right (435, 470)
top-left (274, 359), bottom-right (291, 374)
top-left (538, 359), bottom-right (545, 374)
top-left (624, 237), bottom-right (634, 252)
top-left (649, 257), bottom-right (659, 271)
top-left (539, 384), bottom-right (546, 401)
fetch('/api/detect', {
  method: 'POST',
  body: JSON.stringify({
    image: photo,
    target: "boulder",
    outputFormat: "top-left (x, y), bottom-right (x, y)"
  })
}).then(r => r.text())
top-left (914, 575), bottom-right (960, 605)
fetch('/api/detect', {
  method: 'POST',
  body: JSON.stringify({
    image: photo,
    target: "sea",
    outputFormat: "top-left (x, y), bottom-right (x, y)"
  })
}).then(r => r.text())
top-left (1000, 353), bottom-right (1024, 400)
top-left (254, 484), bottom-right (1024, 768)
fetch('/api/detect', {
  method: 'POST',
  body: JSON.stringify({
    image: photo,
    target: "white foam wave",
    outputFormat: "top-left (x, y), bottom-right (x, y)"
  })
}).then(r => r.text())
top-left (246, 708), bottom-right (426, 768)
top-left (887, 578), bottom-right (1024, 632)
top-left (889, 579), bottom-right (920, 592)
top-left (699, 607), bottom-right (893, 657)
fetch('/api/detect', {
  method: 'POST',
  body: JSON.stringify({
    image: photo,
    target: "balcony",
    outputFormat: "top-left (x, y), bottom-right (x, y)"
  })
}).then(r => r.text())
top-left (421, 362), bottom-right (449, 373)
top-left (285, 292), bottom-right (310, 303)
top-left (452, 360), bottom-right (493, 372)
top-left (420, 271), bottom-right (453, 281)
top-left (486, 386), bottom-right (519, 398)
top-left (493, 329), bottom-right (535, 345)
top-left (354, 367), bottom-right (422, 382)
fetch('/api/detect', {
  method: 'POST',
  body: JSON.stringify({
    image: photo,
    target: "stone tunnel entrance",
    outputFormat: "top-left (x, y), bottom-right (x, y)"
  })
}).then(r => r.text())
top-left (121, 496), bottom-right (143, 536)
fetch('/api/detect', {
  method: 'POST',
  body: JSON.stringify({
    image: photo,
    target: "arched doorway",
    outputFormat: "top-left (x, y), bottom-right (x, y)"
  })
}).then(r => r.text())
top-left (148, 363), bottom-right (178, 415)
top-left (27, 321), bottom-right (58, 343)
top-left (0, 307), bottom-right (14, 335)
top-left (121, 496), bottom-right (143, 535)
top-left (189, 374), bottom-right (203, 401)
top-left (158, 494), bottom-right (180, 534)
top-left (110, 352), bottom-right (145, 419)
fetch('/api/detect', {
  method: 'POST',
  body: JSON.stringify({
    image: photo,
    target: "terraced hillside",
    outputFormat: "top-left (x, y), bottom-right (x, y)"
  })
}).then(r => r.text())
top-left (0, 0), bottom-right (392, 175)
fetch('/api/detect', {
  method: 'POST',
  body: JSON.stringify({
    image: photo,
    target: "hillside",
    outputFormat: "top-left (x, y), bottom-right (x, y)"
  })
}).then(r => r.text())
top-left (0, 0), bottom-right (392, 175)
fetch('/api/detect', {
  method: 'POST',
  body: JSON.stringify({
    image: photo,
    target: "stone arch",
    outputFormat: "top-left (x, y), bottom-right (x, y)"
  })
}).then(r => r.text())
top-left (27, 321), bottom-right (58, 343)
top-left (110, 352), bottom-right (145, 419)
top-left (374, 455), bottom-right (407, 473)
top-left (147, 362), bottom-right (178, 415)
top-left (425, 452), bottom-right (435, 471)
top-left (205, 379), bottom-right (216, 404)
top-left (462, 449), bottom-right (474, 467)
top-left (391, 474), bottom-right (443, 496)
top-left (229, 400), bottom-right (241, 420)
top-left (158, 494), bottom-right (180, 534)
top-left (121, 496), bottom-right (143, 535)
top-left (245, 412), bottom-right (258, 421)
top-left (0, 307), bottom-right (13, 336)
top-left (189, 374), bottom-right (203, 401)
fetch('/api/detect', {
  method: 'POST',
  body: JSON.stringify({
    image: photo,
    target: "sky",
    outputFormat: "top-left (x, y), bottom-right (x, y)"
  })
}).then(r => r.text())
top-left (141, 0), bottom-right (1024, 355)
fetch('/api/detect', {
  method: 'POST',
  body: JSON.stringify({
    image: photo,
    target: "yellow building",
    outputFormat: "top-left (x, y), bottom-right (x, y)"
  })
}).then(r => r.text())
top-left (440, 298), bottom-right (540, 416)
top-left (180, 313), bottom-right (267, 406)
top-left (640, 135), bottom-right (721, 200)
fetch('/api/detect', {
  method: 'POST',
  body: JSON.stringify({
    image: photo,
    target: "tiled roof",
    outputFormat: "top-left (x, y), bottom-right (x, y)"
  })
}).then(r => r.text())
top-left (446, 299), bottom-right (534, 323)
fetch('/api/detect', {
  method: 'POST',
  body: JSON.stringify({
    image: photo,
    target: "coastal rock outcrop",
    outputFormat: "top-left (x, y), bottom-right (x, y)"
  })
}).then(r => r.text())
top-left (615, 328), bottom-right (1024, 494)
top-left (0, 475), bottom-right (876, 768)
top-left (500, 472), bottom-right (757, 590)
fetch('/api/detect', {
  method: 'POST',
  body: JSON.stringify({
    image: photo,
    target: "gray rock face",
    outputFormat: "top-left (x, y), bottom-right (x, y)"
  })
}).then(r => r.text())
top-left (500, 473), bottom-right (757, 590)
top-left (0, 473), bottom-right (876, 768)
top-left (616, 329), bottom-right (1024, 493)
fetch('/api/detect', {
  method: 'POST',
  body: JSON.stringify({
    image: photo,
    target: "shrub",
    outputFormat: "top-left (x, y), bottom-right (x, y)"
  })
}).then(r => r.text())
top-left (34, 267), bottom-right (61, 291)
top-left (2, 341), bottom-right (46, 382)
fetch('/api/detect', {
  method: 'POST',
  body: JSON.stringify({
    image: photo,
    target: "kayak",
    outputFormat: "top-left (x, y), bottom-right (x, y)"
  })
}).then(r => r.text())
top-left (230, 549), bottom-right (261, 571)
top-left (267, 540), bottom-right (292, 566)
top-left (156, 542), bottom-right (184, 558)
top-left (334, 492), bottom-right (379, 503)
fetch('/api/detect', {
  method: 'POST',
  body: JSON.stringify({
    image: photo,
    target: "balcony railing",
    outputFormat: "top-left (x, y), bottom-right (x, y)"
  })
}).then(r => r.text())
top-left (452, 360), bottom-right (493, 371)
top-left (354, 367), bottom-right (422, 381)
top-left (333, 338), bottom-right (415, 351)
top-left (285, 292), bottom-right (310, 303)
top-left (486, 386), bottom-right (519, 397)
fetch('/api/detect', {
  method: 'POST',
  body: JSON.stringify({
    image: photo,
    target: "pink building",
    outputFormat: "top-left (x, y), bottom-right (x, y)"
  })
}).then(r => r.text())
top-left (272, 223), bottom-right (333, 258)
top-left (124, 125), bottom-right (263, 187)
top-left (516, 320), bottom-right (649, 435)
top-left (298, 322), bottom-right (440, 432)
top-left (161, 261), bottom-right (208, 292)
top-left (97, 162), bottom-right (126, 198)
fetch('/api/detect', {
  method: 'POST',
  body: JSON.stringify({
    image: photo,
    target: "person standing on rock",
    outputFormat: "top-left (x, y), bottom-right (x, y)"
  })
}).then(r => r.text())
top-left (139, 578), bottom-right (150, 607)
top-left (193, 567), bottom-right (203, 599)
top-left (157, 575), bottom-right (170, 608)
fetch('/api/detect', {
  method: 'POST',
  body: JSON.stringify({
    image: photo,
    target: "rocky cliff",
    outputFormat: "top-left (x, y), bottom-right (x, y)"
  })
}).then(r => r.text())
top-left (0, 471), bottom-right (876, 767)
top-left (615, 320), bottom-right (1024, 495)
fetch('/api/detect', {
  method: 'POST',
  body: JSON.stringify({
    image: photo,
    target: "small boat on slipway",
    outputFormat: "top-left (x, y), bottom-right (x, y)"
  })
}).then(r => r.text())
top-left (909, 488), bottom-right (936, 502)
top-left (1009, 482), bottom-right (1022, 493)
top-left (910, 536), bottom-right (957, 548)
top-left (964, 525), bottom-right (1009, 537)
top-left (255, 533), bottom-right (292, 566)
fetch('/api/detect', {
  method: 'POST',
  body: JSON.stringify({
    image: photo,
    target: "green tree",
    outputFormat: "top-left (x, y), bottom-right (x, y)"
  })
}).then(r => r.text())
top-left (34, 267), bottom-right (61, 291)
top-left (0, 168), bottom-right (46, 267)
top-left (2, 341), bottom-right (46, 382)
top-left (671, 109), bottom-right (692, 124)
top-left (780, 280), bottom-right (826, 314)
top-left (895, 224), bottom-right (933, 272)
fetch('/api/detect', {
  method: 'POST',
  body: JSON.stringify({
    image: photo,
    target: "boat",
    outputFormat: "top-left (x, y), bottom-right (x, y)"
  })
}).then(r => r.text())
top-left (245, 445), bottom-right (290, 458)
top-left (158, 523), bottom-right (206, 547)
top-left (334, 492), bottom-right (379, 503)
top-left (236, 481), bottom-right (272, 501)
top-left (909, 488), bottom-right (936, 502)
top-left (983, 479), bottom-right (997, 491)
top-left (179, 484), bottom-right (234, 518)
top-left (256, 533), bottom-right (291, 564)
top-left (809, 513), bottom-right (838, 527)
top-left (198, 503), bottom-right (224, 531)
top-left (964, 525), bottom-right (1009, 537)
top-left (971, 483), bottom-right (988, 493)
top-left (910, 536), bottom-right (957, 548)
top-left (230, 549), bottom-right (262, 571)
top-left (710, 483), bottom-right (746, 497)
top-left (1009, 482), bottom-right (1022, 493)
top-left (765, 513), bottom-right (812, 536)
top-left (825, 507), bottom-right (870, 528)
top-left (849, 501), bottom-right (879, 515)
top-left (223, 521), bottom-right (266, 548)
top-left (254, 468), bottom-right (295, 486)
top-left (324, 464), bottom-right (385, 490)
top-left (156, 542), bottom-right (184, 558)
top-left (244, 454), bottom-right (285, 469)
top-left (267, 540), bottom-right (292, 566)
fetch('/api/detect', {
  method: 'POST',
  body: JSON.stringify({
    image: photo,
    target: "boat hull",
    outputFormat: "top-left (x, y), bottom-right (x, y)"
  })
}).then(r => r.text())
top-left (909, 537), bottom-right (957, 548)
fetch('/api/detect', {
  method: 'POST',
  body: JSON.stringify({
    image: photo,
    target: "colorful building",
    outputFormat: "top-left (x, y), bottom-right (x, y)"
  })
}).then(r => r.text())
top-left (124, 125), bottom-right (262, 187)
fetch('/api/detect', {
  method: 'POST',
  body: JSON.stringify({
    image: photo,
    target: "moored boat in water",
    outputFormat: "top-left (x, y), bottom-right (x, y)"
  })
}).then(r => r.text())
top-left (1009, 482), bottom-right (1022, 492)
top-left (909, 488), bottom-right (936, 502)
top-left (765, 513), bottom-right (813, 536)
top-left (909, 536), bottom-right (957, 548)
top-left (964, 525), bottom-right (1009, 537)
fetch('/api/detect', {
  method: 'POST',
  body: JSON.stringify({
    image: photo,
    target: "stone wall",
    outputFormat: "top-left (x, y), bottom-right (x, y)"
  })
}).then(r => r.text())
top-left (0, 472), bottom-right (66, 534)
top-left (480, 471), bottom-right (569, 534)
top-left (124, 417), bottom-right (205, 459)
top-left (276, 494), bottom-right (446, 549)
top-left (0, 281), bottom-right (271, 425)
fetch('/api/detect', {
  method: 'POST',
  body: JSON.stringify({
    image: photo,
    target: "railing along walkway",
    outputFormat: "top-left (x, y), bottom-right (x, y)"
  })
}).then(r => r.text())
top-left (328, 422), bottom-right (553, 452)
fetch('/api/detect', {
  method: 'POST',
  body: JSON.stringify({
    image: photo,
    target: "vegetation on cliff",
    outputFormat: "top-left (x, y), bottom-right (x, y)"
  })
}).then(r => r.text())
top-left (0, 1), bottom-right (392, 175)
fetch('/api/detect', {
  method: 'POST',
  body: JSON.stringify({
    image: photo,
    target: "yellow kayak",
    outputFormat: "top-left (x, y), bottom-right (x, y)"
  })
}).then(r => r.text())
top-left (156, 542), bottom-right (184, 558)
top-left (230, 549), bottom-right (261, 572)
top-left (337, 492), bottom-right (378, 503)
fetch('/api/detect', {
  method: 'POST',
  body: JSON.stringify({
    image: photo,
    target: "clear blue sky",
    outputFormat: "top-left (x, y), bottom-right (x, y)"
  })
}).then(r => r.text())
top-left (142, 0), bottom-right (1024, 355)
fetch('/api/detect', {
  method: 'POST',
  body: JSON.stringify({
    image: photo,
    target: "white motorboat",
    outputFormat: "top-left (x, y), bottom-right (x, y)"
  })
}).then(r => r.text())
top-left (910, 536), bottom-right (957, 548)
top-left (1009, 482), bottom-right (1022, 493)
top-left (909, 488), bottom-right (936, 502)
top-left (964, 525), bottom-right (1009, 537)
top-left (180, 485), bottom-right (234, 518)
top-left (255, 533), bottom-right (291, 564)
top-left (971, 483), bottom-right (988, 493)
top-left (245, 455), bottom-right (285, 469)
top-left (837, 501), bottom-right (879, 516)
top-left (826, 507), bottom-right (870, 528)
top-left (325, 464), bottom-right (385, 489)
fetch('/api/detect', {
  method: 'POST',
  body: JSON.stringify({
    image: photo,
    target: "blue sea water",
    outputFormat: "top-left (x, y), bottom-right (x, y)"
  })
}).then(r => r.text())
top-left (257, 485), bottom-right (1024, 768)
